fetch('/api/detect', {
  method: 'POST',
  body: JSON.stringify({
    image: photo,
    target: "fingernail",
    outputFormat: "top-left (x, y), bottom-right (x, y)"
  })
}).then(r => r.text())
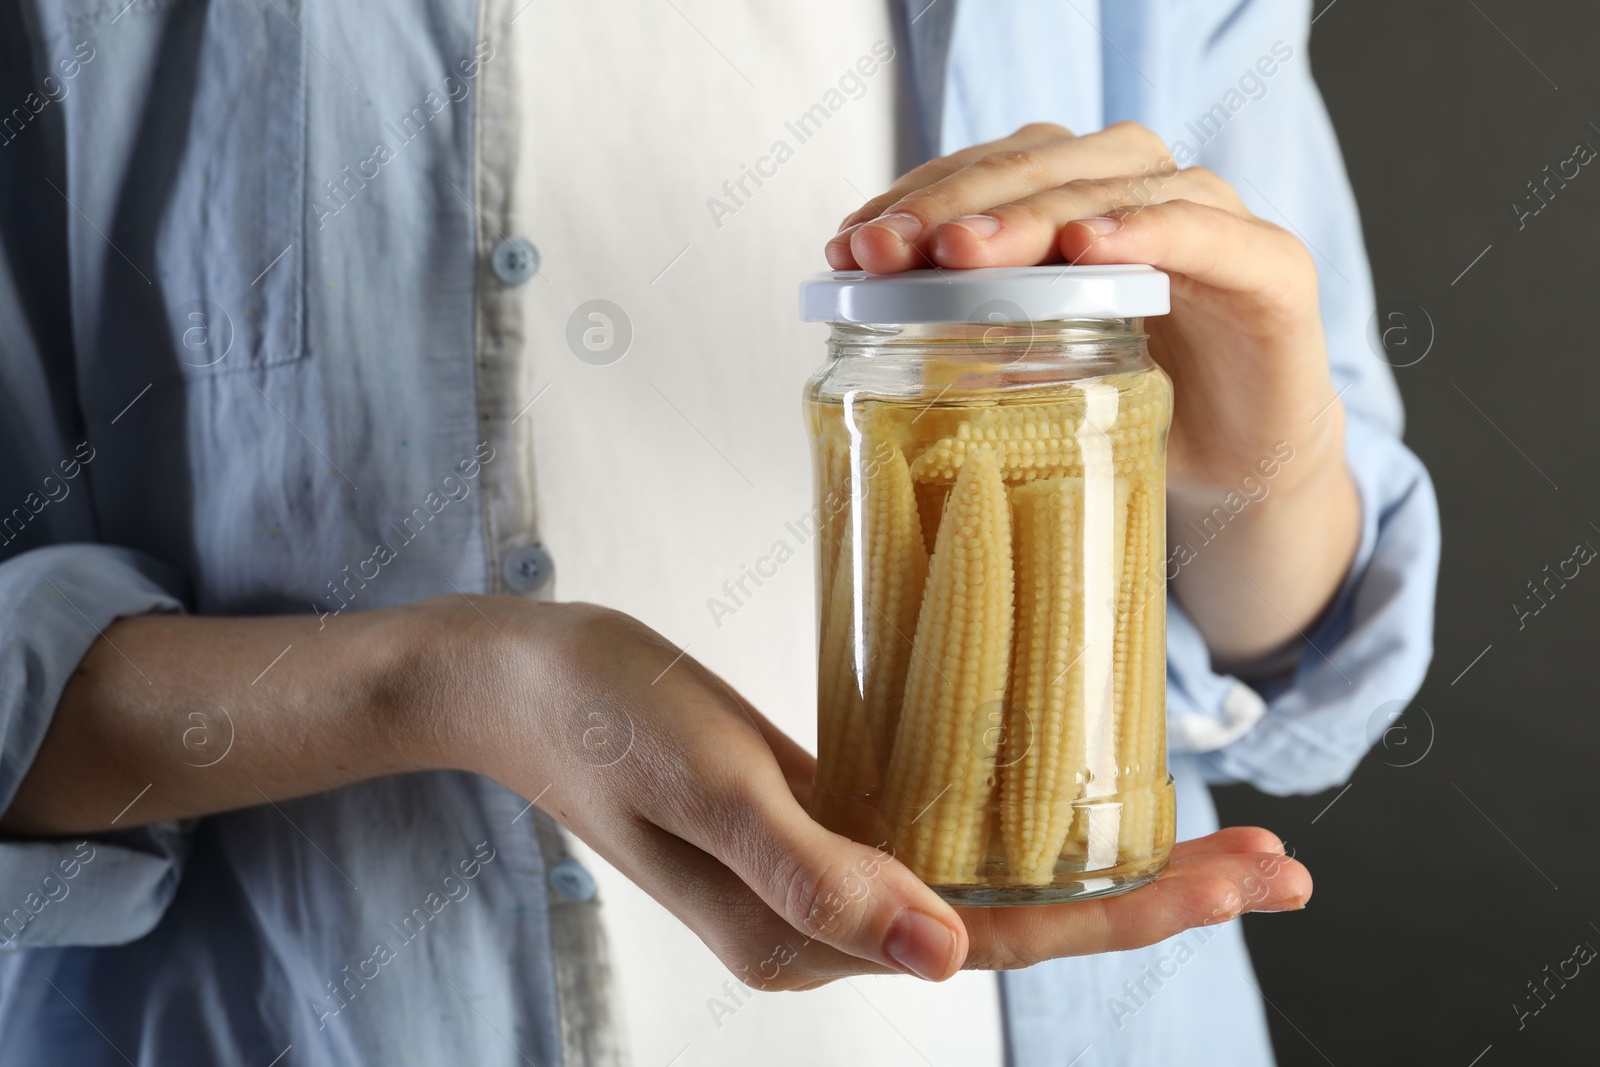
top-left (867, 212), bottom-right (924, 245)
top-left (1254, 896), bottom-right (1308, 913)
top-left (949, 214), bottom-right (1001, 239)
top-left (883, 908), bottom-right (955, 981)
top-left (825, 223), bottom-right (866, 269)
top-left (1073, 216), bottom-right (1121, 235)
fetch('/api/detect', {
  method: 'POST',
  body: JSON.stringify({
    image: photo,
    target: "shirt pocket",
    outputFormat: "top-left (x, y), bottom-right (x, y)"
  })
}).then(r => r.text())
top-left (44, 0), bottom-right (308, 411)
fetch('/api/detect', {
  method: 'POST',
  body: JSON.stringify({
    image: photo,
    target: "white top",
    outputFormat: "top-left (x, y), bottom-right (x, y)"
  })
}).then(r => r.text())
top-left (509, 3), bottom-right (1006, 1065)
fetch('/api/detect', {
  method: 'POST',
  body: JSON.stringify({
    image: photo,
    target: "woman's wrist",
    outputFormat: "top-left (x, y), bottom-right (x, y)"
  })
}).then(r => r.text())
top-left (1166, 407), bottom-right (1361, 667)
top-left (1166, 396), bottom-right (1349, 511)
top-left (374, 594), bottom-right (570, 786)
top-left (370, 597), bottom-right (495, 780)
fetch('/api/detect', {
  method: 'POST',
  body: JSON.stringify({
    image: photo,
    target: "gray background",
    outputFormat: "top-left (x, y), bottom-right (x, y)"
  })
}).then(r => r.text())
top-left (1212, 3), bottom-right (1600, 1064)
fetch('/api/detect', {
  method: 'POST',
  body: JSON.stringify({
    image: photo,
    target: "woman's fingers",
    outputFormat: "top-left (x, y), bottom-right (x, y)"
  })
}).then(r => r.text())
top-left (833, 122), bottom-right (1076, 236)
top-left (828, 121), bottom-right (1174, 272)
top-left (704, 770), bottom-right (969, 981)
top-left (635, 668), bottom-right (969, 984)
top-left (1167, 824), bottom-right (1295, 861)
top-left (593, 815), bottom-right (905, 990)
top-left (960, 828), bottom-right (1311, 969)
top-left (1057, 197), bottom-right (1317, 313)
top-left (682, 658), bottom-right (818, 807)
top-left (611, 807), bottom-right (1308, 987)
top-left (926, 167), bottom-right (1248, 269)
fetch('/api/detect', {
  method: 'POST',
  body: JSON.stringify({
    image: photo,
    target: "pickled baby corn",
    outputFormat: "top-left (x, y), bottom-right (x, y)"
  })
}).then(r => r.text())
top-left (815, 426), bottom-right (851, 602)
top-left (1000, 476), bottom-right (1130, 884)
top-left (907, 373), bottom-right (1169, 486)
top-left (810, 543), bottom-right (872, 836)
top-left (880, 446), bottom-right (1014, 884)
top-left (815, 407), bottom-right (921, 598)
top-left (809, 371), bottom-right (1171, 895)
top-left (1113, 484), bottom-right (1169, 861)
top-left (811, 439), bottom-right (929, 835)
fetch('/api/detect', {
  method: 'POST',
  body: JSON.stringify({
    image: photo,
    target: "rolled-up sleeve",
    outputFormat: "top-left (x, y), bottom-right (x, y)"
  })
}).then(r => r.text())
top-left (1160, 2), bottom-right (1442, 795)
top-left (0, 15), bottom-right (196, 948)
top-left (0, 545), bottom-right (192, 949)
top-left (1167, 418), bottom-right (1440, 794)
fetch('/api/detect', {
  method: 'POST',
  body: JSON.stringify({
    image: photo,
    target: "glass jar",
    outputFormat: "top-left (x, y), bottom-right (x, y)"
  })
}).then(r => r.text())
top-left (799, 266), bottom-right (1175, 905)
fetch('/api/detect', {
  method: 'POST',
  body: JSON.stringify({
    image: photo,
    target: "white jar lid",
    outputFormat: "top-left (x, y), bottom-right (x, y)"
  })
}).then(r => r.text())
top-left (800, 264), bottom-right (1169, 324)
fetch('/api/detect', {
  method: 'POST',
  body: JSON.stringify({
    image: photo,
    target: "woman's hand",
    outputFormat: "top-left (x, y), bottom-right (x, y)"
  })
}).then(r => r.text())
top-left (5, 594), bottom-right (1310, 987)
top-left (826, 122), bottom-right (1361, 666)
top-left (443, 598), bottom-right (1311, 988)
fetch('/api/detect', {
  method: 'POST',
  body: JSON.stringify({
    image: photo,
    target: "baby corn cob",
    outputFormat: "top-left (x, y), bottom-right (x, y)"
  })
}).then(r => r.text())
top-left (857, 439), bottom-right (930, 764)
top-left (1116, 792), bottom-right (1155, 863)
top-left (999, 475), bottom-right (1130, 884)
top-left (1115, 779), bottom-right (1174, 865)
top-left (1113, 483), bottom-right (1170, 862)
top-left (811, 536), bottom-right (871, 837)
top-left (909, 415), bottom-right (1081, 485)
top-left (1152, 783), bottom-right (1175, 860)
top-left (816, 407), bottom-right (921, 597)
top-left (906, 401), bottom-right (996, 455)
top-left (907, 384), bottom-right (1168, 485)
top-left (811, 437), bottom-right (929, 834)
top-left (1000, 478), bottom-right (1082, 884)
top-left (881, 446), bottom-right (1013, 884)
top-left (816, 426), bottom-right (852, 602)
top-left (1067, 382), bottom-right (1130, 877)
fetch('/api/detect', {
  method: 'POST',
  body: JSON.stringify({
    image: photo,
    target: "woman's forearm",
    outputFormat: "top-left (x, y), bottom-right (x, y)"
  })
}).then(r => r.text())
top-left (1167, 409), bottom-right (1362, 673)
top-left (0, 587), bottom-right (1315, 984)
top-left (0, 605), bottom-right (453, 836)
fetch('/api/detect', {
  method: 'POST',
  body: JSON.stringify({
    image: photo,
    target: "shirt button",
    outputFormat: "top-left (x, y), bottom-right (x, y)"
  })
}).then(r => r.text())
top-left (503, 543), bottom-right (554, 594)
top-left (549, 858), bottom-right (597, 903)
top-left (491, 237), bottom-right (539, 285)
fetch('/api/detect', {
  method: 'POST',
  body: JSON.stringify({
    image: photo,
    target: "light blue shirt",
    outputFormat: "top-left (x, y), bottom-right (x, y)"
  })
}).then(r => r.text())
top-left (0, 1), bottom-right (1438, 1065)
